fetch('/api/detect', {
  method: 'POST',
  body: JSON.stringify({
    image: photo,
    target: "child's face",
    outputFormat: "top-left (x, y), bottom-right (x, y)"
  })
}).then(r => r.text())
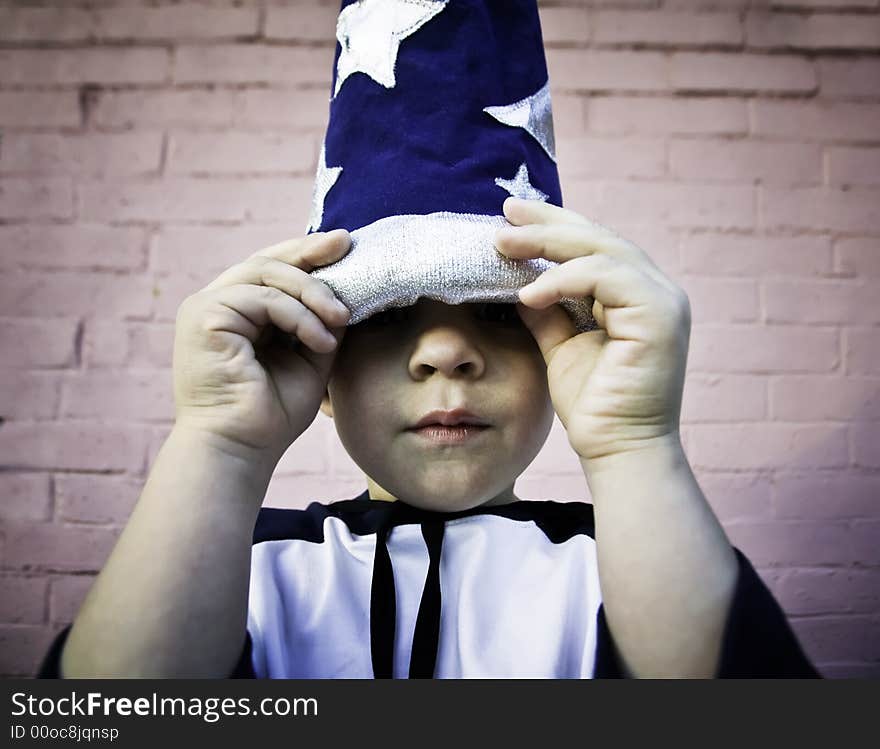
top-left (320, 298), bottom-right (555, 512)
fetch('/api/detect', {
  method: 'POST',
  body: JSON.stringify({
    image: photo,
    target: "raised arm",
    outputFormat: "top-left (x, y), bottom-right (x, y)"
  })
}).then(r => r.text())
top-left (53, 230), bottom-right (354, 677)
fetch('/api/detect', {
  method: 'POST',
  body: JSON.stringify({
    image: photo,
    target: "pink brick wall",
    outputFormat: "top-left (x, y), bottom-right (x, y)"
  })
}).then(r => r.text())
top-left (0, 0), bottom-right (877, 678)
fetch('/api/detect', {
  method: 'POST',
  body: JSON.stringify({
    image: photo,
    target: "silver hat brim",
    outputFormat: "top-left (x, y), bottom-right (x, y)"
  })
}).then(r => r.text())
top-left (310, 212), bottom-right (598, 332)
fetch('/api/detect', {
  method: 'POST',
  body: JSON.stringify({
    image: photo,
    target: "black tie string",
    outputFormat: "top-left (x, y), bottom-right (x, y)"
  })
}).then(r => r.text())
top-left (409, 518), bottom-right (445, 678)
top-left (369, 503), bottom-right (445, 679)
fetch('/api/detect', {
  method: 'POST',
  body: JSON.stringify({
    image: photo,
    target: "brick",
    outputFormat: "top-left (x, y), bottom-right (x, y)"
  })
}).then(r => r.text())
top-left (689, 324), bottom-right (840, 373)
top-left (94, 5), bottom-right (258, 40)
top-left (152, 274), bottom-right (215, 321)
top-left (663, 0), bottom-right (752, 7)
top-left (538, 6), bottom-right (592, 44)
top-left (776, 569), bottom-right (880, 615)
top-left (770, 375), bottom-right (880, 421)
top-left (599, 181), bottom-right (754, 229)
top-left (549, 93), bottom-right (588, 137)
top-left (765, 279), bottom-right (880, 324)
top-left (681, 233), bottom-right (833, 277)
top-left (553, 179), bottom-right (604, 223)
top-left (0, 624), bottom-right (57, 676)
top-left (49, 574), bottom-right (95, 625)
top-left (174, 45), bottom-right (332, 85)
top-left (0, 422), bottom-right (146, 471)
top-left (167, 132), bottom-right (315, 175)
top-left (746, 12), bottom-right (880, 51)
top-left (78, 177), bottom-right (314, 224)
top-left (546, 50), bottom-right (669, 91)
top-left (0, 473), bottom-right (51, 522)
top-left (83, 321), bottom-right (174, 369)
top-left (594, 11), bottom-right (742, 46)
top-left (762, 187), bottom-right (880, 233)
top-left (670, 139), bottom-right (821, 185)
top-left (670, 52), bottom-right (816, 93)
top-left (595, 222), bottom-right (681, 278)
top-left (557, 136), bottom-right (666, 179)
top-left (0, 133), bottom-right (162, 176)
top-left (687, 423), bottom-right (848, 470)
top-left (751, 100), bottom-right (880, 143)
top-left (828, 147), bottom-right (880, 187)
top-left (0, 92), bottom-right (80, 128)
top-left (726, 519), bottom-right (880, 566)
top-left (818, 58), bottom-right (880, 98)
top-left (681, 373), bottom-right (766, 421)
top-left (93, 89), bottom-right (238, 129)
top-left (0, 271), bottom-right (153, 320)
top-left (774, 472), bottom-right (880, 519)
top-left (0, 225), bottom-right (147, 272)
top-left (150, 224), bottom-right (291, 274)
top-left (0, 48), bottom-right (168, 85)
top-left (770, 0), bottom-right (879, 8)
top-left (845, 327), bottom-right (880, 375)
top-left (836, 237), bottom-right (880, 277)
top-left (2, 521), bottom-right (120, 572)
top-left (694, 471), bottom-right (773, 523)
top-left (791, 615), bottom-right (880, 663)
top-left (0, 317), bottom-right (78, 369)
top-left (234, 88), bottom-right (332, 129)
top-left (60, 369), bottom-right (174, 422)
top-left (0, 177), bottom-right (73, 220)
top-left (852, 421), bottom-right (880, 468)
top-left (0, 370), bottom-right (60, 420)
top-left (589, 95), bottom-right (749, 135)
top-left (0, 7), bottom-right (92, 41)
top-left (680, 277), bottom-right (760, 323)
top-left (55, 474), bottom-right (141, 525)
top-left (0, 576), bottom-right (47, 624)
top-left (272, 419), bottom-right (334, 475)
top-left (265, 3), bottom-right (346, 41)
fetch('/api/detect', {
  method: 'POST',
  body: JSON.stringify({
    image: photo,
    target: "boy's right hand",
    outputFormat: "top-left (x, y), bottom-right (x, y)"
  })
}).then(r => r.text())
top-left (172, 230), bottom-right (352, 462)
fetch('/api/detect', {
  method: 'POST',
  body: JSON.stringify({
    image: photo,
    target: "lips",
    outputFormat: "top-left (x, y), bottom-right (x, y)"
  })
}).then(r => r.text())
top-left (410, 408), bottom-right (491, 429)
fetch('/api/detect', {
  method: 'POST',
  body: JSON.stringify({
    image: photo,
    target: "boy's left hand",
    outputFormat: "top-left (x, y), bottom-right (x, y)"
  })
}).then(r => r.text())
top-left (494, 197), bottom-right (691, 464)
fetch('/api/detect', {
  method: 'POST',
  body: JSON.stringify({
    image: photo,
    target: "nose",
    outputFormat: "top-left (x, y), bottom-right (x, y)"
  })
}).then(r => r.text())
top-left (408, 319), bottom-right (486, 381)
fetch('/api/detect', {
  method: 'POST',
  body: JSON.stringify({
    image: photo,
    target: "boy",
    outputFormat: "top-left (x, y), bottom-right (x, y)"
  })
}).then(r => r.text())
top-left (38, 0), bottom-right (817, 678)
top-left (38, 198), bottom-right (816, 678)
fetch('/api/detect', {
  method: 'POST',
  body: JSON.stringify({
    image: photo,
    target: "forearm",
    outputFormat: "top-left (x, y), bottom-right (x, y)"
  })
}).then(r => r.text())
top-left (61, 424), bottom-right (276, 678)
top-left (582, 432), bottom-right (738, 678)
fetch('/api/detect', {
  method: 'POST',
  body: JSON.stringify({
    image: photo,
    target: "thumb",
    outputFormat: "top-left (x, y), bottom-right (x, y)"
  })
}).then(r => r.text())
top-left (515, 301), bottom-right (576, 365)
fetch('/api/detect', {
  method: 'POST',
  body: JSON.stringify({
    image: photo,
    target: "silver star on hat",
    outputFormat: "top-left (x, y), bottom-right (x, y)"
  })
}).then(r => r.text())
top-left (483, 79), bottom-right (557, 163)
top-left (495, 163), bottom-right (548, 202)
top-left (306, 141), bottom-right (343, 233)
top-left (334, 0), bottom-right (450, 98)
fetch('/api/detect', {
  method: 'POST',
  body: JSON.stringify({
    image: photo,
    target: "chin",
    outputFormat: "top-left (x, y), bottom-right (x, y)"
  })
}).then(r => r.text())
top-left (395, 482), bottom-right (500, 513)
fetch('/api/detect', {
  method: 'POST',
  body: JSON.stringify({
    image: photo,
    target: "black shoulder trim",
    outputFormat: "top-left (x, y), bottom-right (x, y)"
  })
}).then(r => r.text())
top-left (36, 624), bottom-right (71, 678)
top-left (253, 490), bottom-right (596, 545)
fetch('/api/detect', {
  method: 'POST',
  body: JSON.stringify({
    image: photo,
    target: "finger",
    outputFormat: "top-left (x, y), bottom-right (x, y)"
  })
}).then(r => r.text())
top-left (496, 221), bottom-right (661, 277)
top-left (502, 196), bottom-right (593, 228)
top-left (201, 256), bottom-right (351, 328)
top-left (519, 253), bottom-right (660, 312)
top-left (250, 228), bottom-right (352, 271)
top-left (515, 302), bottom-right (575, 362)
top-left (592, 299), bottom-right (607, 330)
top-left (204, 283), bottom-right (340, 353)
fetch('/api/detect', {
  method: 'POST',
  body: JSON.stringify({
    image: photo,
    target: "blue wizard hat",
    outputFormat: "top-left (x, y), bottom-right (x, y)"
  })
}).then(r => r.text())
top-left (308, 0), bottom-right (596, 332)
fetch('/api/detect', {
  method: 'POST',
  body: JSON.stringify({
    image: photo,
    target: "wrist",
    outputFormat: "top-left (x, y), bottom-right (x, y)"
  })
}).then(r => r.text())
top-left (169, 421), bottom-right (282, 484)
top-left (579, 431), bottom-right (686, 478)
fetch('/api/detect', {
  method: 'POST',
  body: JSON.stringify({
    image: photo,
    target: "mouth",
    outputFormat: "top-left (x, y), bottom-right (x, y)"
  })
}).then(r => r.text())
top-left (407, 423), bottom-right (491, 445)
top-left (406, 407), bottom-right (492, 445)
